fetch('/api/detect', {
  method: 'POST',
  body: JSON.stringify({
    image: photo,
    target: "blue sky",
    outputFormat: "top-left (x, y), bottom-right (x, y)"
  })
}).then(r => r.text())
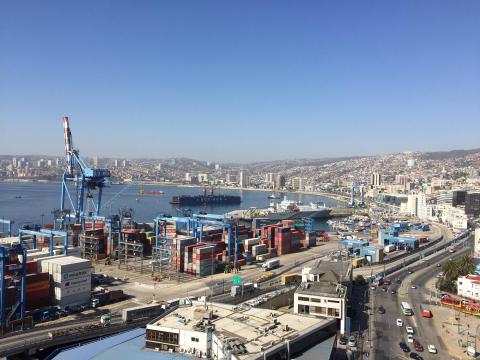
top-left (1, 1), bottom-right (479, 162)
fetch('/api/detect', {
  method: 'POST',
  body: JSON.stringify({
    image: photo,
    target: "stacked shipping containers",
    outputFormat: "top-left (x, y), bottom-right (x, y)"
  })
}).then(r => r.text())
top-left (192, 244), bottom-right (216, 277)
top-left (173, 235), bottom-right (196, 272)
top-left (40, 256), bottom-right (91, 308)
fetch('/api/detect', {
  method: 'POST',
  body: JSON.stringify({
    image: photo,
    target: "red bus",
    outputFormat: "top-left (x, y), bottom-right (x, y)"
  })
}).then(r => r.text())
top-left (419, 303), bottom-right (432, 318)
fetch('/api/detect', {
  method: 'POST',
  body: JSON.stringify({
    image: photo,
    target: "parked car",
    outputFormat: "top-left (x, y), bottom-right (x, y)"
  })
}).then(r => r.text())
top-left (407, 334), bottom-right (414, 343)
top-left (339, 336), bottom-right (348, 345)
top-left (391, 289), bottom-right (397, 294)
top-left (411, 285), bottom-right (417, 289)
top-left (406, 326), bottom-right (414, 334)
top-left (414, 340), bottom-right (424, 352)
top-left (377, 306), bottom-right (386, 314)
top-left (427, 345), bottom-right (437, 354)
top-left (399, 342), bottom-right (410, 352)
top-left (396, 319), bottom-right (404, 327)
top-left (348, 336), bottom-right (357, 347)
top-left (410, 352), bottom-right (423, 359)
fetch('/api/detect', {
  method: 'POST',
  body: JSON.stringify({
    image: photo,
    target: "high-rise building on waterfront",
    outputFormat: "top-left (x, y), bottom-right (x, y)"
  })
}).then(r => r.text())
top-left (466, 192), bottom-right (480, 216)
top-left (239, 170), bottom-right (249, 188)
top-left (370, 173), bottom-right (382, 186)
top-left (275, 174), bottom-right (286, 191)
top-left (292, 177), bottom-right (305, 191)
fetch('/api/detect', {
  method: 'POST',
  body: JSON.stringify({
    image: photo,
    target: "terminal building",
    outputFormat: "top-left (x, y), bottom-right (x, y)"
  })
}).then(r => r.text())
top-left (145, 300), bottom-right (336, 360)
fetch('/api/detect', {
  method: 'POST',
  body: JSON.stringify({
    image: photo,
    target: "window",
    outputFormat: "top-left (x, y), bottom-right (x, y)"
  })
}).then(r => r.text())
top-left (298, 296), bottom-right (310, 302)
top-left (146, 330), bottom-right (179, 345)
top-left (191, 337), bottom-right (199, 342)
top-left (311, 298), bottom-right (321, 303)
top-left (328, 300), bottom-right (340, 303)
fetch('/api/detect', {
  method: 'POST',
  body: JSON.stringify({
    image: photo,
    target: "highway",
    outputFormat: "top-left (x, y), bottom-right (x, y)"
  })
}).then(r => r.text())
top-left (372, 236), bottom-right (472, 360)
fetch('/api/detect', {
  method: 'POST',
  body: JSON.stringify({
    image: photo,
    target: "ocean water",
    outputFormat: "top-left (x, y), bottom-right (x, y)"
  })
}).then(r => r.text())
top-left (0, 182), bottom-right (341, 233)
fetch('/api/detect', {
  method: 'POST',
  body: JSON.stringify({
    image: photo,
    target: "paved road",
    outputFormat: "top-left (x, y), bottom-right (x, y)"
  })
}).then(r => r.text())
top-left (372, 237), bottom-right (472, 360)
top-left (353, 223), bottom-right (449, 278)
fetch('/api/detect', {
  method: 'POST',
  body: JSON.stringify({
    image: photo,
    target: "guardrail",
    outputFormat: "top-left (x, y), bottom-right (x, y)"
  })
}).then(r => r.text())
top-left (367, 231), bottom-right (470, 281)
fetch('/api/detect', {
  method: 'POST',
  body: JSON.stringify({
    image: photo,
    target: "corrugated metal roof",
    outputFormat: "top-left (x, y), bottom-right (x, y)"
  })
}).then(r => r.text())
top-left (52, 328), bottom-right (191, 360)
top-left (292, 335), bottom-right (336, 360)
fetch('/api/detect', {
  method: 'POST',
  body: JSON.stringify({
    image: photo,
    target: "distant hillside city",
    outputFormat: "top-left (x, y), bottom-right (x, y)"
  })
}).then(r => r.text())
top-left (1, 149), bottom-right (480, 229)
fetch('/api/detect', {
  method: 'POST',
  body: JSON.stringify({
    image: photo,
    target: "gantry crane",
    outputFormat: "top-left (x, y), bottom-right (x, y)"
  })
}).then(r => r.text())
top-left (60, 117), bottom-right (111, 224)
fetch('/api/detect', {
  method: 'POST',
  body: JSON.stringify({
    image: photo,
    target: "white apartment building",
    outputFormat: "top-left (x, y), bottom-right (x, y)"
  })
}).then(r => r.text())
top-left (438, 204), bottom-right (468, 230)
top-left (458, 275), bottom-right (480, 301)
top-left (401, 193), bottom-right (430, 220)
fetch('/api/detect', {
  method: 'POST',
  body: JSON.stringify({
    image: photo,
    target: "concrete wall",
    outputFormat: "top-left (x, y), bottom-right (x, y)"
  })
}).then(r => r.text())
top-left (257, 287), bottom-right (297, 310)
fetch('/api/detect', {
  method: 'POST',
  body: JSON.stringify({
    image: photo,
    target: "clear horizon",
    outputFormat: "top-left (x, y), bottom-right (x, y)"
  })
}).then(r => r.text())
top-left (1, 1), bottom-right (479, 162)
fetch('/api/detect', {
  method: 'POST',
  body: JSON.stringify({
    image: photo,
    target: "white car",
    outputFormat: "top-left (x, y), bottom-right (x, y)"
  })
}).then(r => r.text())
top-left (406, 326), bottom-right (414, 334)
top-left (396, 319), bottom-right (403, 327)
top-left (411, 285), bottom-right (417, 289)
top-left (428, 344), bottom-right (437, 353)
top-left (407, 334), bottom-right (414, 343)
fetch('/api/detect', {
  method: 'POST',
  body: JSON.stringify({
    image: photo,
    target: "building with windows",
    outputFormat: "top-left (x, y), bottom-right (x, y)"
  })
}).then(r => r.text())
top-left (292, 177), bottom-right (305, 191)
top-left (294, 261), bottom-right (352, 335)
top-left (239, 170), bottom-right (249, 188)
top-left (274, 174), bottom-right (286, 191)
top-left (458, 275), bottom-right (480, 301)
top-left (466, 192), bottom-right (480, 216)
top-left (145, 300), bottom-right (336, 360)
top-left (370, 173), bottom-right (382, 186)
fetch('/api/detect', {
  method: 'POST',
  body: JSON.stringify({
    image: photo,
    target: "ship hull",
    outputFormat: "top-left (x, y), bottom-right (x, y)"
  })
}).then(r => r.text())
top-left (258, 209), bottom-right (331, 221)
top-left (170, 195), bottom-right (241, 206)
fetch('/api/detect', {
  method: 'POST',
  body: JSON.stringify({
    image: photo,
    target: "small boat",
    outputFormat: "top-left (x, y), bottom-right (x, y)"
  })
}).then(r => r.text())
top-left (15, 196), bottom-right (22, 199)
top-left (268, 193), bottom-right (279, 199)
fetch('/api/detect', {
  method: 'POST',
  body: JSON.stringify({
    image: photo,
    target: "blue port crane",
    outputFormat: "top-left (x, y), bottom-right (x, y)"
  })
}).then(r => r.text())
top-left (191, 213), bottom-right (238, 272)
top-left (60, 116), bottom-right (111, 224)
top-left (0, 243), bottom-right (27, 328)
top-left (18, 229), bottom-right (69, 256)
top-left (0, 219), bottom-right (13, 237)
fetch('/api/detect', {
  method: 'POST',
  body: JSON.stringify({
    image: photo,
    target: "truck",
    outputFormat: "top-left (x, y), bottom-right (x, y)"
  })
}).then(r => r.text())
top-left (100, 314), bottom-right (111, 326)
top-left (231, 283), bottom-right (254, 297)
top-left (91, 289), bottom-right (126, 308)
top-left (281, 273), bottom-right (300, 286)
top-left (262, 258), bottom-right (280, 271)
top-left (254, 271), bottom-right (275, 288)
top-left (383, 244), bottom-right (395, 253)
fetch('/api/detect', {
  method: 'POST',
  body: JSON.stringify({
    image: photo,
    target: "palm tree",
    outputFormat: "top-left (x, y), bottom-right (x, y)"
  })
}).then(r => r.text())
top-left (457, 255), bottom-right (476, 276)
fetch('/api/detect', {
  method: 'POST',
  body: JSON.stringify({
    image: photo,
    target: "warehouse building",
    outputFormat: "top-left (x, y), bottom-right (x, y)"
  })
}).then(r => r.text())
top-left (145, 301), bottom-right (336, 360)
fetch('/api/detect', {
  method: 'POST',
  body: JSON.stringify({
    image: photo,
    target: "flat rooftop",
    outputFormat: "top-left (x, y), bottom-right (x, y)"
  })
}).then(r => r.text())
top-left (149, 302), bottom-right (332, 359)
top-left (295, 281), bottom-right (345, 298)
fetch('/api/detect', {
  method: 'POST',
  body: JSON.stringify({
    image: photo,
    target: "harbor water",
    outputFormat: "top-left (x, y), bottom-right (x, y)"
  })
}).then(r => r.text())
top-left (0, 182), bottom-right (342, 233)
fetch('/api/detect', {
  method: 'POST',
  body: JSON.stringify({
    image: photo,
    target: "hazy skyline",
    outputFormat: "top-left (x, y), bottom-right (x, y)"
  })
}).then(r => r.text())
top-left (1, 1), bottom-right (479, 162)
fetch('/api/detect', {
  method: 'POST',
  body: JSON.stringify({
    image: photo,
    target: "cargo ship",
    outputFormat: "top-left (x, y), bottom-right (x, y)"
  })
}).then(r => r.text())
top-left (170, 187), bottom-right (241, 206)
top-left (170, 194), bottom-right (241, 206)
top-left (227, 195), bottom-right (332, 220)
